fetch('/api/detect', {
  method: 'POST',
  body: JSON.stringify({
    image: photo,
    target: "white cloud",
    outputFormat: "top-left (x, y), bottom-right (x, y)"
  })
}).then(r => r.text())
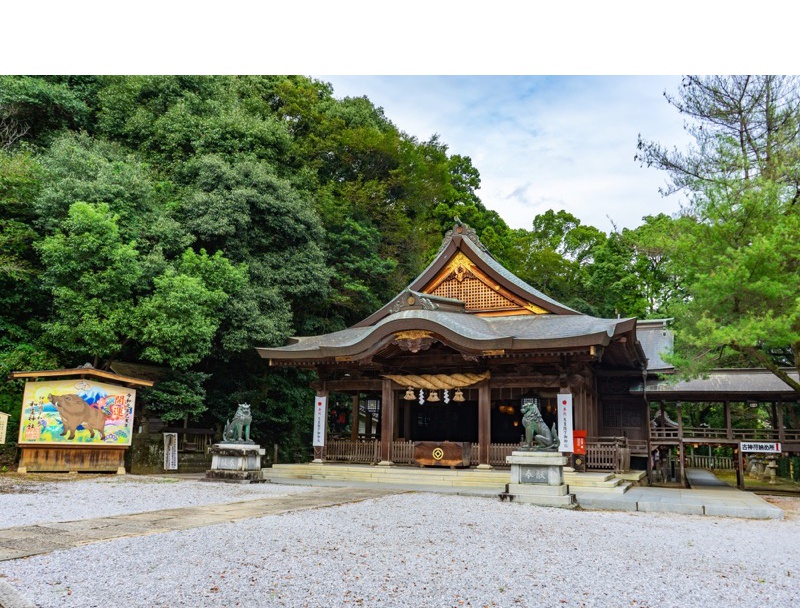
top-left (317, 75), bottom-right (694, 233)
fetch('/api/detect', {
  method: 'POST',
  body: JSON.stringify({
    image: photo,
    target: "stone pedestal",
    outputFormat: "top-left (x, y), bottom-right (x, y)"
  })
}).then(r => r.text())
top-left (499, 450), bottom-right (575, 508)
top-left (205, 443), bottom-right (265, 482)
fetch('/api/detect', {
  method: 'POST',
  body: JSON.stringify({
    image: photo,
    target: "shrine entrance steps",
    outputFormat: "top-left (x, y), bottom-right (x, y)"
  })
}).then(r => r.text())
top-left (564, 471), bottom-right (632, 494)
top-left (265, 463), bottom-right (508, 493)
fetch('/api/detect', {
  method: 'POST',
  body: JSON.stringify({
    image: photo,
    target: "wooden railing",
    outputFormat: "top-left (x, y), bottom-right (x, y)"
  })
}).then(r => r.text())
top-left (683, 455), bottom-right (733, 469)
top-left (325, 440), bottom-right (520, 467)
top-left (469, 443), bottom-right (519, 467)
top-left (586, 438), bottom-right (631, 472)
top-left (391, 440), bottom-right (415, 464)
top-left (651, 427), bottom-right (800, 442)
top-left (326, 439), bottom-right (379, 463)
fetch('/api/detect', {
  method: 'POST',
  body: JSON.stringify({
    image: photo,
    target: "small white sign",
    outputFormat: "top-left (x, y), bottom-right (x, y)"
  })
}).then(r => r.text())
top-left (163, 432), bottom-right (179, 470)
top-left (741, 441), bottom-right (781, 453)
top-left (557, 393), bottom-right (574, 453)
top-left (312, 396), bottom-right (327, 447)
top-left (0, 412), bottom-right (9, 444)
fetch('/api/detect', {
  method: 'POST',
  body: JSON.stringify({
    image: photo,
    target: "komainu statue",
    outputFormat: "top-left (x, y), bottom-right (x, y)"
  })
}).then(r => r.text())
top-left (521, 399), bottom-right (560, 451)
top-left (223, 403), bottom-right (253, 444)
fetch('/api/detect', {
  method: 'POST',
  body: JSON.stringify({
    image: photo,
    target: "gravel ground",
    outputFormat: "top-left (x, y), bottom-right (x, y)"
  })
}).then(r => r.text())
top-left (1, 477), bottom-right (799, 607)
top-left (0, 474), bottom-right (316, 528)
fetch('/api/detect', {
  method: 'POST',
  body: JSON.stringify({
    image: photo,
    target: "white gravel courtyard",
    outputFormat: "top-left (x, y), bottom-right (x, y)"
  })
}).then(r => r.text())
top-left (1, 475), bottom-right (799, 607)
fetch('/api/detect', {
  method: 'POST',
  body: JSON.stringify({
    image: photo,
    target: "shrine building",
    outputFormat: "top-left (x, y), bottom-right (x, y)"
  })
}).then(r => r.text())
top-left (257, 221), bottom-right (800, 481)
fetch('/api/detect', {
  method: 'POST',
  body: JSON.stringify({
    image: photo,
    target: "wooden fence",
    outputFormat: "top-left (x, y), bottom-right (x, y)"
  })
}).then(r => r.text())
top-left (651, 427), bottom-right (800, 442)
top-left (324, 440), bottom-right (520, 467)
top-left (326, 440), bottom-right (379, 463)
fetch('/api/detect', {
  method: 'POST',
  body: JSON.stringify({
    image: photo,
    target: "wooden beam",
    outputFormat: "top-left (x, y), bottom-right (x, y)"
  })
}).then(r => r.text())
top-left (9, 367), bottom-right (154, 387)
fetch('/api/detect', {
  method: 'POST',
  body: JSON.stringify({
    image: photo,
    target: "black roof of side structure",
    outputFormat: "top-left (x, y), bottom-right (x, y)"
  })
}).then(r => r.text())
top-left (631, 369), bottom-right (800, 400)
top-left (635, 319), bottom-right (675, 372)
top-left (256, 222), bottom-right (647, 367)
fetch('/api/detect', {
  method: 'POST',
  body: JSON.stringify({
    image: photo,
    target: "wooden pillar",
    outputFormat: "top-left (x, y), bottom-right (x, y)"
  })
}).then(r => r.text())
top-left (379, 379), bottom-right (394, 465)
top-left (350, 393), bottom-right (360, 442)
top-left (365, 412), bottom-right (372, 440)
top-left (736, 446), bottom-right (745, 490)
top-left (477, 382), bottom-right (492, 468)
top-left (393, 398), bottom-right (401, 440)
top-left (724, 399), bottom-right (732, 440)
top-left (677, 401), bottom-right (685, 486)
top-left (777, 399), bottom-right (785, 444)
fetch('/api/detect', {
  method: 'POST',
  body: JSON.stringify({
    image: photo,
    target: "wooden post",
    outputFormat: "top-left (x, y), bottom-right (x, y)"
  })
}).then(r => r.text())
top-left (365, 412), bottom-right (373, 440)
top-left (350, 393), bottom-right (360, 443)
top-left (677, 401), bottom-right (685, 486)
top-left (379, 379), bottom-right (394, 465)
top-left (737, 445), bottom-right (745, 490)
top-left (770, 402), bottom-right (778, 438)
top-left (777, 399), bottom-right (785, 444)
top-left (477, 382), bottom-right (491, 468)
top-left (725, 399), bottom-right (732, 440)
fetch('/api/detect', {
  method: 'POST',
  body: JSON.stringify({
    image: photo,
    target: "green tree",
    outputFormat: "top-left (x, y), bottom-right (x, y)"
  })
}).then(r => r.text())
top-left (512, 209), bottom-right (606, 311)
top-left (638, 75), bottom-right (800, 393)
top-left (38, 201), bottom-right (142, 368)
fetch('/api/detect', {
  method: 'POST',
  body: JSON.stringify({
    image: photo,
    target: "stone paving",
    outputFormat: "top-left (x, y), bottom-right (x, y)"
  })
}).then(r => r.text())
top-left (0, 486), bottom-right (398, 562)
top-left (574, 468), bottom-right (784, 519)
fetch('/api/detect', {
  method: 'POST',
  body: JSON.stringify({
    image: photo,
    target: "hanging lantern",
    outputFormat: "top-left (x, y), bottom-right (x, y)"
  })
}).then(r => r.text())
top-left (403, 387), bottom-right (416, 401)
top-left (428, 390), bottom-right (440, 402)
top-left (453, 388), bottom-right (465, 402)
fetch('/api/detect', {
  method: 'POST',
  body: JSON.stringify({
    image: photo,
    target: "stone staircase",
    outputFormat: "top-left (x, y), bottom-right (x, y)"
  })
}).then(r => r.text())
top-left (265, 463), bottom-right (509, 491)
top-left (564, 471), bottom-right (632, 494)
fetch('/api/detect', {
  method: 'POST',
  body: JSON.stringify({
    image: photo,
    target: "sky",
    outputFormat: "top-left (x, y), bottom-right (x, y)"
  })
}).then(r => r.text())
top-left (318, 76), bottom-right (694, 233)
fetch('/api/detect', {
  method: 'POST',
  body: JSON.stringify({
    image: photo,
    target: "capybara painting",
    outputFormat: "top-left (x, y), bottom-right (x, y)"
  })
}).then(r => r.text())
top-left (49, 393), bottom-right (107, 440)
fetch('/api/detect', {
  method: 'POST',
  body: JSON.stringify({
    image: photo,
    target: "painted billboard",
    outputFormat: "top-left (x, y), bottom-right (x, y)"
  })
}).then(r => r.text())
top-left (18, 379), bottom-right (136, 446)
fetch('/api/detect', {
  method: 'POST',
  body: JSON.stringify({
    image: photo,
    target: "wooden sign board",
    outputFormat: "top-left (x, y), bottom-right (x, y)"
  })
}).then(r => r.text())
top-left (414, 441), bottom-right (471, 467)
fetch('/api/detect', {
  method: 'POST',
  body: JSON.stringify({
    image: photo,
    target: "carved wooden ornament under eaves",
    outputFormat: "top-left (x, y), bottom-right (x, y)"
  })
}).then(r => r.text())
top-left (392, 330), bottom-right (436, 353)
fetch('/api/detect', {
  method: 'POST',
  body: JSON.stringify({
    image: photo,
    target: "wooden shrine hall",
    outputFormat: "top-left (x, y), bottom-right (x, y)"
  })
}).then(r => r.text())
top-left (257, 221), bottom-right (799, 474)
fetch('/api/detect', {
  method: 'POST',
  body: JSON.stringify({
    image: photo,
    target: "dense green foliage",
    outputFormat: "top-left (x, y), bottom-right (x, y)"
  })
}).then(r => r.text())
top-left (638, 76), bottom-right (800, 395)
top-left (2, 75), bottom-right (798, 458)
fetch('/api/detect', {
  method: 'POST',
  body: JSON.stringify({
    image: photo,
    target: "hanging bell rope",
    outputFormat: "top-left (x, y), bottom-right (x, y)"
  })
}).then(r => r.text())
top-left (382, 371), bottom-right (490, 390)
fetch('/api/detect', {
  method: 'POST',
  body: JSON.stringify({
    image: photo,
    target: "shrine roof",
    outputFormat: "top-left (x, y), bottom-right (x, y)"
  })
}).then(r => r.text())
top-left (258, 221), bottom-right (646, 368)
top-left (256, 309), bottom-right (637, 362)
top-left (630, 369), bottom-right (800, 400)
top-left (635, 319), bottom-right (674, 372)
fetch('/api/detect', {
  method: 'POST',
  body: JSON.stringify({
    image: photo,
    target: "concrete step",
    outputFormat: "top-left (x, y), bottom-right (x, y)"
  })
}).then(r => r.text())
top-left (564, 472), bottom-right (620, 487)
top-left (569, 481), bottom-right (632, 494)
top-left (264, 464), bottom-right (509, 488)
top-left (615, 471), bottom-right (647, 484)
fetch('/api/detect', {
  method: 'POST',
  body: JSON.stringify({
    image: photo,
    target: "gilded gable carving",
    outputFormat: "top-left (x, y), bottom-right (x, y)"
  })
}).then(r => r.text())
top-left (431, 275), bottom-right (517, 310)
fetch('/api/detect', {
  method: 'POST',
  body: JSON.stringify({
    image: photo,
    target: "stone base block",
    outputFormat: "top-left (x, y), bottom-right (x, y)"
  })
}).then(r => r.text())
top-left (206, 443), bottom-right (265, 482)
top-left (204, 469), bottom-right (265, 483)
top-left (506, 483), bottom-right (569, 497)
top-left (501, 451), bottom-right (575, 508)
top-left (500, 489), bottom-right (576, 508)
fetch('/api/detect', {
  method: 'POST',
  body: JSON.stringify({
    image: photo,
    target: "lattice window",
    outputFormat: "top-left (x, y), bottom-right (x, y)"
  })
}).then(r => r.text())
top-left (431, 276), bottom-right (517, 310)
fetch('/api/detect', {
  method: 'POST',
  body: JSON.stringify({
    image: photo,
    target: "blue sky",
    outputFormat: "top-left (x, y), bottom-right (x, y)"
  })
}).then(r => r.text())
top-left (318, 76), bottom-right (694, 233)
